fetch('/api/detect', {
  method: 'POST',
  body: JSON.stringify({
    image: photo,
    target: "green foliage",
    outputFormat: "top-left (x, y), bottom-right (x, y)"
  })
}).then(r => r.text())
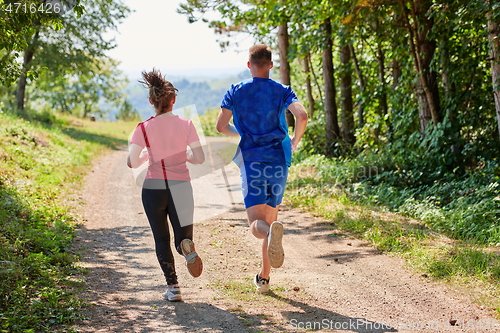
top-left (177, 0), bottom-right (500, 176)
top-left (32, 57), bottom-right (130, 118)
top-left (287, 155), bottom-right (500, 311)
top-left (2, 0), bottom-right (131, 116)
top-left (290, 150), bottom-right (500, 245)
top-left (0, 107), bottom-right (136, 332)
top-left (198, 107), bottom-right (224, 137)
top-left (115, 99), bottom-right (141, 122)
top-left (0, 0), bottom-right (85, 86)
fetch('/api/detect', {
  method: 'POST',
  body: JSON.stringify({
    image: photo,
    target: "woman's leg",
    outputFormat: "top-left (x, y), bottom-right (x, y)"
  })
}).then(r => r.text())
top-left (142, 186), bottom-right (178, 285)
top-left (166, 180), bottom-right (194, 254)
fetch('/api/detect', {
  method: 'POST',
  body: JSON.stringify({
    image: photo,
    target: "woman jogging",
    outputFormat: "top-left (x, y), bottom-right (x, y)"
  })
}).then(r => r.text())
top-left (127, 68), bottom-right (204, 302)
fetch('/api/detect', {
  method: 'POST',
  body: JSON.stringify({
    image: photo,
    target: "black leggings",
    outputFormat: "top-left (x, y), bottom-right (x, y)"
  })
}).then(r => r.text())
top-left (141, 179), bottom-right (194, 285)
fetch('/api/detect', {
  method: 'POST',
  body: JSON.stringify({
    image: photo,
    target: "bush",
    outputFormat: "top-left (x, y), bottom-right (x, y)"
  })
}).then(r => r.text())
top-left (198, 107), bottom-right (224, 137)
top-left (291, 149), bottom-right (500, 245)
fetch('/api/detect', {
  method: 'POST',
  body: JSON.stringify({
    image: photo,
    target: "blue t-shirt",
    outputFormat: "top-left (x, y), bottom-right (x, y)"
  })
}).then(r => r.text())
top-left (220, 77), bottom-right (299, 166)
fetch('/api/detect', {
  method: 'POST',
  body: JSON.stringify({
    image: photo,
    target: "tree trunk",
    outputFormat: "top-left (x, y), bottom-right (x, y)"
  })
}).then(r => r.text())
top-left (302, 52), bottom-right (315, 117)
top-left (309, 53), bottom-right (323, 103)
top-left (488, 18), bottom-right (500, 140)
top-left (17, 72), bottom-right (28, 110)
top-left (278, 23), bottom-right (295, 130)
top-left (440, 38), bottom-right (452, 96)
top-left (17, 30), bottom-right (40, 110)
top-left (17, 35), bottom-right (37, 110)
top-left (375, 41), bottom-right (388, 139)
top-left (349, 44), bottom-right (365, 128)
top-left (340, 42), bottom-right (355, 145)
top-left (392, 58), bottom-right (402, 88)
top-left (400, 0), bottom-right (441, 132)
top-left (389, 45), bottom-right (401, 139)
top-left (322, 18), bottom-right (340, 145)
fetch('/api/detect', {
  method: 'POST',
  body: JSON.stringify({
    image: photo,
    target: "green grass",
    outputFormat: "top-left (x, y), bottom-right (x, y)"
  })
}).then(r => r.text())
top-left (0, 107), bottom-right (136, 332)
top-left (285, 158), bottom-right (500, 317)
top-left (210, 276), bottom-right (292, 305)
top-left (209, 277), bottom-right (292, 331)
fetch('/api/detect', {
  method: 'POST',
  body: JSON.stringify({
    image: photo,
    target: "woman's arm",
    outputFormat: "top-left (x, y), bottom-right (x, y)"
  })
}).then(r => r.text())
top-left (187, 140), bottom-right (205, 164)
top-left (127, 143), bottom-right (148, 168)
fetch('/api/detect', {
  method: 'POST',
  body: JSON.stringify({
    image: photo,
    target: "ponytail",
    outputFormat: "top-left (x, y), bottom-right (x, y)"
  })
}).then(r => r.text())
top-left (139, 68), bottom-right (178, 113)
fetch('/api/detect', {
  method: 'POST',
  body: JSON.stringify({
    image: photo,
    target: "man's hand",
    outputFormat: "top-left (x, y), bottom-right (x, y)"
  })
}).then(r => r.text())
top-left (288, 102), bottom-right (308, 152)
top-left (216, 108), bottom-right (239, 136)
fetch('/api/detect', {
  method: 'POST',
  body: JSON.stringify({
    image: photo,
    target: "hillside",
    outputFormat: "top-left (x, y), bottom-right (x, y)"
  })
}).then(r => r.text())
top-left (123, 70), bottom-right (250, 120)
top-left (0, 109), bottom-right (137, 331)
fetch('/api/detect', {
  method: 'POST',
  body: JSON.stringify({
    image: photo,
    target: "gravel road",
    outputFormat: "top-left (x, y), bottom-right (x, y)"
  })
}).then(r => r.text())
top-left (73, 140), bottom-right (497, 332)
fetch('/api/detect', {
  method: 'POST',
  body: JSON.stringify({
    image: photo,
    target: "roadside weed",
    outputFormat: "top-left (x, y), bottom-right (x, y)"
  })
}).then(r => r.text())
top-left (0, 109), bottom-right (135, 332)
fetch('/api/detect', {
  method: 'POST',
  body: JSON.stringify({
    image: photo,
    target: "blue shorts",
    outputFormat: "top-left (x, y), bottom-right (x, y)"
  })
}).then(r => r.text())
top-left (239, 161), bottom-right (288, 208)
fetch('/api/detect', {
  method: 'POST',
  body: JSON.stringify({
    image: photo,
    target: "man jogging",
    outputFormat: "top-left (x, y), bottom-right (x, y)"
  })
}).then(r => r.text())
top-left (216, 44), bottom-right (308, 293)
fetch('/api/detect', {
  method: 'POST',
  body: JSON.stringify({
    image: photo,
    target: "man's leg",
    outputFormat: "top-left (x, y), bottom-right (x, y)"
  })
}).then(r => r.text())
top-left (246, 204), bottom-right (279, 279)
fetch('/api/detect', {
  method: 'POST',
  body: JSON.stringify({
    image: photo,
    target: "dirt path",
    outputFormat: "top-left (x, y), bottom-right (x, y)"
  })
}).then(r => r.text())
top-left (73, 147), bottom-right (498, 332)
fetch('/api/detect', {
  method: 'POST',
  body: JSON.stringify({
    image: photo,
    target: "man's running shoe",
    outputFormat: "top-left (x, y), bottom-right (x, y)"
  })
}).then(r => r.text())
top-left (254, 274), bottom-right (270, 294)
top-left (267, 221), bottom-right (284, 268)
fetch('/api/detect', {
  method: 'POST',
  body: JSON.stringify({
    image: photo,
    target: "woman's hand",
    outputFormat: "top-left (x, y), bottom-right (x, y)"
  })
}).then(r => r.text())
top-left (187, 141), bottom-right (205, 164)
top-left (128, 144), bottom-right (148, 168)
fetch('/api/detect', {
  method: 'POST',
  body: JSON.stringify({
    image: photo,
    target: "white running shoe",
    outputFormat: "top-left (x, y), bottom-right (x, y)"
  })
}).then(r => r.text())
top-left (254, 274), bottom-right (270, 294)
top-left (267, 221), bottom-right (285, 268)
top-left (163, 286), bottom-right (182, 302)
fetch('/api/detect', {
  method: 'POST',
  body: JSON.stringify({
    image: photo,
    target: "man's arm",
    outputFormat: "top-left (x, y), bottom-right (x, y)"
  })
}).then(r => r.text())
top-left (216, 108), bottom-right (239, 136)
top-left (288, 102), bottom-right (308, 151)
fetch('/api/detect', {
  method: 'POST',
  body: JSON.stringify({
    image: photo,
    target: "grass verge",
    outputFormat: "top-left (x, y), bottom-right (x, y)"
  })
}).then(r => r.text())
top-left (285, 158), bottom-right (500, 317)
top-left (0, 108), bottom-right (136, 332)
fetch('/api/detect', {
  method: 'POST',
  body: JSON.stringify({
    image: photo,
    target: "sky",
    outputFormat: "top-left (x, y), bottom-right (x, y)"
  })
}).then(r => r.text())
top-left (105, 0), bottom-right (255, 79)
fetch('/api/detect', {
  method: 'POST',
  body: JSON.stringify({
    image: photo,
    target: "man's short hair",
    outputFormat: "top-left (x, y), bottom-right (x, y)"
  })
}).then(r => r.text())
top-left (249, 44), bottom-right (272, 67)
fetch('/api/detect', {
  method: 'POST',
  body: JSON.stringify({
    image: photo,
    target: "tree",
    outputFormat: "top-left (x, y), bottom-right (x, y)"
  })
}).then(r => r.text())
top-left (16, 29), bottom-right (40, 110)
top-left (33, 57), bottom-right (128, 117)
top-left (374, 18), bottom-right (388, 139)
top-left (15, 0), bottom-right (130, 111)
top-left (349, 43), bottom-right (366, 127)
top-left (488, 12), bottom-right (500, 140)
top-left (0, 0), bottom-right (84, 86)
top-left (177, 0), bottom-right (499, 161)
top-left (302, 52), bottom-right (316, 117)
top-left (116, 99), bottom-right (140, 121)
top-left (339, 39), bottom-right (355, 145)
top-left (278, 22), bottom-right (295, 129)
top-left (322, 18), bottom-right (340, 145)
top-left (399, 0), bottom-right (441, 132)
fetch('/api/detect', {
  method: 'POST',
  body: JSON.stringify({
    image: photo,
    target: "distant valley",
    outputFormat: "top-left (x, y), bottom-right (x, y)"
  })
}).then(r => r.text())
top-left (123, 70), bottom-right (250, 120)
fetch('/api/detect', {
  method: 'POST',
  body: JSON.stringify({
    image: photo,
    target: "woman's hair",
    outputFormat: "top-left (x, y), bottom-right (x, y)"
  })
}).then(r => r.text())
top-left (139, 68), bottom-right (178, 113)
